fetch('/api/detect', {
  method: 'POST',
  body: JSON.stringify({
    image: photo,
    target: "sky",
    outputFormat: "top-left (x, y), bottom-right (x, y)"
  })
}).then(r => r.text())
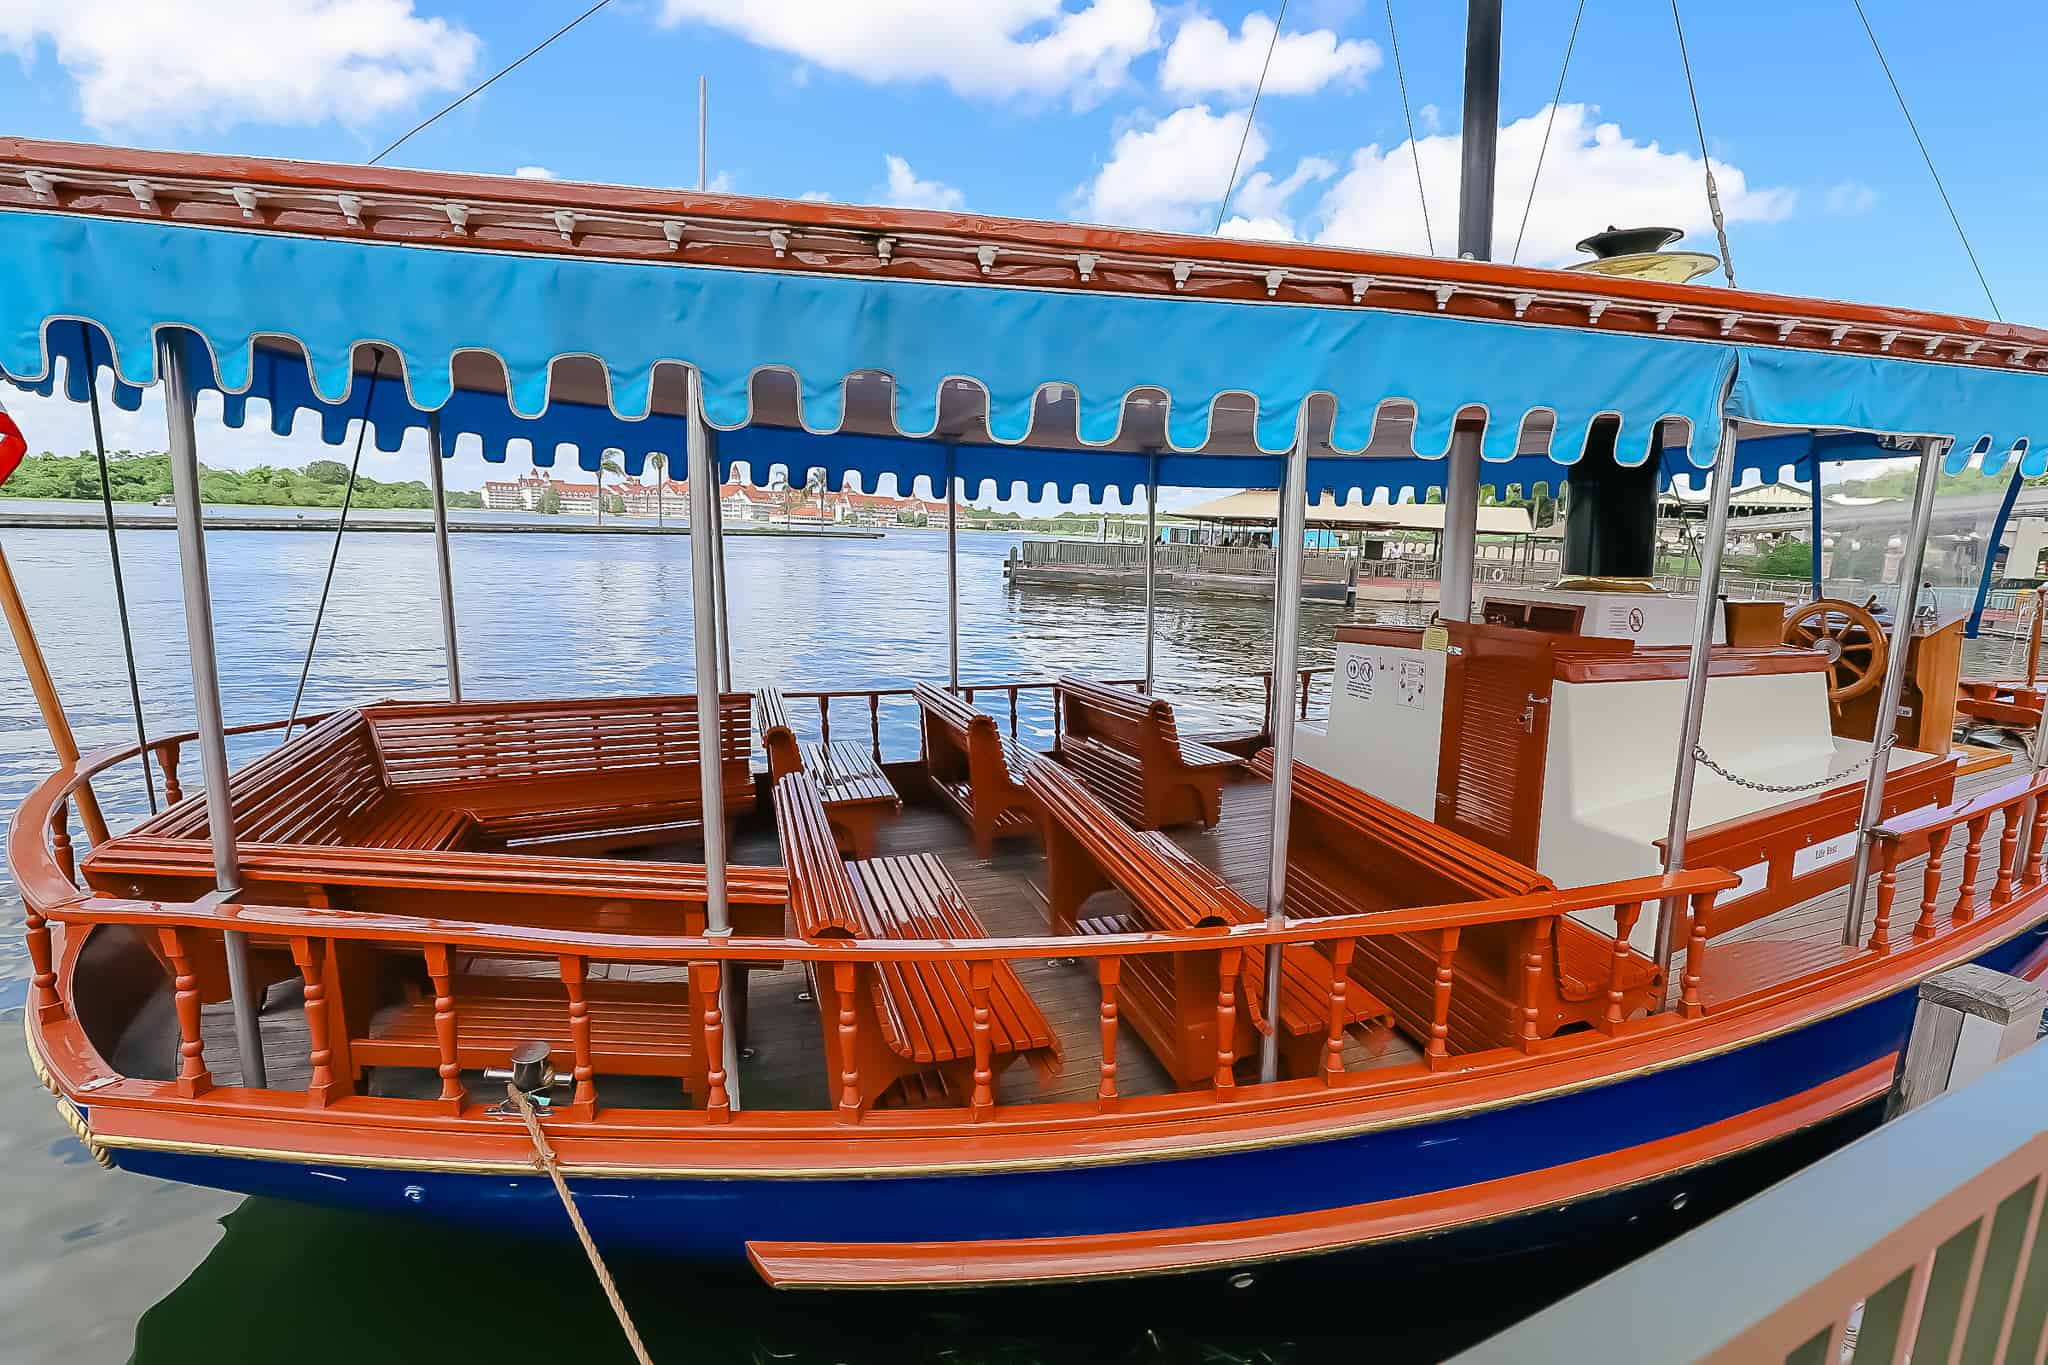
top-left (0, 0), bottom-right (2041, 510)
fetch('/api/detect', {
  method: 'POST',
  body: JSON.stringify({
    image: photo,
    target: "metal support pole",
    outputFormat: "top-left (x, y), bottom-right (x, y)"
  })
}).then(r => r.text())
top-left (946, 449), bottom-right (960, 690)
top-left (1844, 439), bottom-right (1947, 943)
top-left (1807, 448), bottom-right (1825, 603)
top-left (684, 366), bottom-right (739, 1108)
top-left (1439, 428), bottom-right (1482, 621)
top-left (1657, 418), bottom-right (1740, 973)
top-left (425, 415), bottom-right (462, 702)
top-left (707, 429), bottom-right (732, 689)
top-left (1260, 418), bottom-right (1311, 1084)
top-left (161, 336), bottom-right (265, 1088)
top-left (1457, 0), bottom-right (1502, 261)
top-left (1144, 453), bottom-right (1159, 693)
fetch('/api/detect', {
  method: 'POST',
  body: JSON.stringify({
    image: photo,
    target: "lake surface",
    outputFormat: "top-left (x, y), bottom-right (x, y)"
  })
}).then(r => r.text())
top-left (0, 516), bottom-right (2028, 1362)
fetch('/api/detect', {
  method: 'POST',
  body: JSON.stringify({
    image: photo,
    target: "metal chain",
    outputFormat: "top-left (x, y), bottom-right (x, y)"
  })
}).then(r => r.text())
top-left (1692, 736), bottom-right (1891, 795)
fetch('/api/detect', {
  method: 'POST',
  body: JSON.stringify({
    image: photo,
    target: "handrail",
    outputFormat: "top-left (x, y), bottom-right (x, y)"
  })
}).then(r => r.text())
top-left (1867, 768), bottom-right (2048, 950)
top-left (779, 677), bottom-right (1147, 761)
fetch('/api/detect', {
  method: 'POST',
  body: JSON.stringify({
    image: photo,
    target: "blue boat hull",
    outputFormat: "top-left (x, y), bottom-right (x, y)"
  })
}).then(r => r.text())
top-left (101, 928), bottom-right (2046, 1271)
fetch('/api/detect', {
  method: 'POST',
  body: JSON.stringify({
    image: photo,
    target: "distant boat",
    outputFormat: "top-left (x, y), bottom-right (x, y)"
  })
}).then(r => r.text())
top-left (152, 493), bottom-right (173, 507)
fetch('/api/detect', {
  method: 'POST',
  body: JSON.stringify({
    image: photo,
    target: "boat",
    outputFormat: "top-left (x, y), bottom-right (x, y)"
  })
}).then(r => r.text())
top-left (7, 94), bottom-right (2048, 1293)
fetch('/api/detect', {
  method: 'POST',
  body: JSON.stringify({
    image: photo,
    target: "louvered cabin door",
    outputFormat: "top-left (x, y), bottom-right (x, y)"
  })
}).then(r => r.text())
top-left (1436, 625), bottom-right (1555, 864)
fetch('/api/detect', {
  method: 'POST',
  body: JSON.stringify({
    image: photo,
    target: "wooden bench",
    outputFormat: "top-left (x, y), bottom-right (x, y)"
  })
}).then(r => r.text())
top-left (1054, 676), bottom-right (1236, 830)
top-left (136, 710), bottom-right (473, 851)
top-left (756, 687), bottom-right (902, 857)
top-left (365, 694), bottom-right (756, 854)
top-left (1024, 755), bottom-right (1387, 1087)
top-left (775, 771), bottom-right (1057, 1113)
top-left (913, 682), bottom-right (1039, 858)
top-left (1247, 750), bottom-right (1662, 1053)
top-left (79, 834), bottom-right (790, 1086)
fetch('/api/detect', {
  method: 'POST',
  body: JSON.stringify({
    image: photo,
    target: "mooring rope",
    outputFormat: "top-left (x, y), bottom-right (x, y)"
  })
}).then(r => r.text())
top-left (506, 1084), bottom-right (654, 1365)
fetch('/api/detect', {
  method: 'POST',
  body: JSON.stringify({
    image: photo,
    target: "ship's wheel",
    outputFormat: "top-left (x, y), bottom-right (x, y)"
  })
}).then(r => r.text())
top-left (1782, 597), bottom-right (1888, 705)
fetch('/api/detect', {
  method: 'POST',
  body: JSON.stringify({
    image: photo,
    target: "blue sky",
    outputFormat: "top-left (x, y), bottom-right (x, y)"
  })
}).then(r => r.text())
top-left (0, 0), bottom-right (2041, 506)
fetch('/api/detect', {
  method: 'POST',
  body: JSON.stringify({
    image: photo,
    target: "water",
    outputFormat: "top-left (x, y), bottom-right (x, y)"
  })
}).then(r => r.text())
top-left (2, 520), bottom-right (1431, 1365)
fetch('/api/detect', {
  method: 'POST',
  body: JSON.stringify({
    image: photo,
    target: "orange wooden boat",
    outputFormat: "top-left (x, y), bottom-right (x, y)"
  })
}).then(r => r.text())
top-left (7, 134), bottom-right (2048, 1291)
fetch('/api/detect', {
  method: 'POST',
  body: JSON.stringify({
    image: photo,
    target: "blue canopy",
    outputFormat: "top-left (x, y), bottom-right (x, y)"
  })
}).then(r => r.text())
top-left (2, 206), bottom-right (2044, 500)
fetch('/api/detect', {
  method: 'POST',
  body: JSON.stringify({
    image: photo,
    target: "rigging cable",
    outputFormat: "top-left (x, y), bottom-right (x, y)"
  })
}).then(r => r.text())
top-left (1381, 0), bottom-right (1435, 255)
top-left (1848, 0), bottom-right (2000, 320)
top-left (370, 0), bottom-right (615, 166)
top-left (1212, 0), bottom-right (1291, 235)
top-left (1668, 0), bottom-right (1736, 287)
top-left (1510, 0), bottom-right (1588, 266)
top-left (80, 325), bottom-right (158, 813)
top-left (280, 358), bottom-right (383, 744)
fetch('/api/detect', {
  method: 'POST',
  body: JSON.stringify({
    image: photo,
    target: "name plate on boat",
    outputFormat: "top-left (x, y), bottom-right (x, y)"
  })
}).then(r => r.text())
top-left (1792, 832), bottom-right (1856, 879)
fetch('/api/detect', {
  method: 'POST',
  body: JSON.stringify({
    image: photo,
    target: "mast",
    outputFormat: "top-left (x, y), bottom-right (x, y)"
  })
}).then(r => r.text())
top-left (1439, 0), bottom-right (1501, 622)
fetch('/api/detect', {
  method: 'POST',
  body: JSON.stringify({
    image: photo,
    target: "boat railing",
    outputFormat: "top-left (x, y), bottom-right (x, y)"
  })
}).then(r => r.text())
top-left (1873, 769), bottom-right (2048, 950)
top-left (24, 808), bottom-right (1735, 1121)
top-left (1017, 539), bottom-right (1359, 582)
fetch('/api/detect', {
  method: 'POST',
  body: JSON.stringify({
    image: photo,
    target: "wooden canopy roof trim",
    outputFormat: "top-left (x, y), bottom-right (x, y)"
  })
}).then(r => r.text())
top-left (3, 137), bottom-right (2045, 375)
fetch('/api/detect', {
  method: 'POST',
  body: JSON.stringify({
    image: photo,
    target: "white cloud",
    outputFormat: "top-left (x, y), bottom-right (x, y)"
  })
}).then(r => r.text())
top-left (1081, 104), bottom-right (1259, 230)
top-left (1417, 102), bottom-right (1440, 134)
top-left (657, 0), bottom-right (1160, 107)
top-left (1315, 104), bottom-right (1795, 266)
top-left (1160, 11), bottom-right (1378, 98)
top-left (514, 165), bottom-right (556, 180)
top-left (1825, 180), bottom-right (1877, 214)
top-left (706, 171), bottom-right (735, 193)
top-left (798, 190), bottom-right (834, 203)
top-left (0, 0), bottom-right (479, 131)
top-left (881, 155), bottom-right (964, 210)
top-left (1219, 214), bottom-right (1294, 241)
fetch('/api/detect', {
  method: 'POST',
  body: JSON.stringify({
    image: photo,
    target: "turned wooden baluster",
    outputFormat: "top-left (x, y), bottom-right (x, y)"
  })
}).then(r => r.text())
top-left (1008, 688), bottom-right (1020, 741)
top-left (23, 901), bottom-right (60, 1021)
top-left (51, 800), bottom-right (74, 885)
top-left (289, 937), bottom-right (337, 1105)
top-left (1681, 893), bottom-right (1716, 1018)
top-left (816, 696), bottom-right (832, 750)
top-left (693, 961), bottom-right (731, 1121)
top-left (1097, 956), bottom-right (1121, 1108)
top-left (1993, 801), bottom-right (2025, 905)
top-left (159, 928), bottom-right (211, 1097)
top-left (1427, 927), bottom-right (1461, 1069)
top-left (422, 944), bottom-right (464, 1110)
top-left (1213, 948), bottom-right (1240, 1090)
top-left (968, 960), bottom-right (995, 1120)
top-left (560, 956), bottom-right (597, 1117)
top-left (868, 694), bottom-right (883, 764)
top-left (1259, 674), bottom-right (1273, 728)
top-left (1519, 919), bottom-right (1550, 1046)
top-left (1956, 814), bottom-right (1990, 923)
top-left (1870, 841), bottom-right (1901, 954)
top-left (1298, 670), bottom-right (1311, 720)
top-left (1324, 939), bottom-right (1356, 1083)
top-left (2027, 799), bottom-right (2048, 887)
top-left (1605, 903), bottom-right (1642, 1029)
top-left (833, 961), bottom-right (861, 1122)
top-left (157, 740), bottom-right (183, 804)
top-left (1914, 827), bottom-right (1952, 942)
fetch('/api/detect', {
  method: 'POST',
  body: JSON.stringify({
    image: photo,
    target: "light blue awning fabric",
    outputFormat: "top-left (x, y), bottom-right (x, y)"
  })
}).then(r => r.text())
top-left (1, 209), bottom-right (2043, 496)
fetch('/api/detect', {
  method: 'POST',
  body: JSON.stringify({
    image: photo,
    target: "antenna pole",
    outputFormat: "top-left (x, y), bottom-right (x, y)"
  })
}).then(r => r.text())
top-left (1440, 0), bottom-right (1501, 622)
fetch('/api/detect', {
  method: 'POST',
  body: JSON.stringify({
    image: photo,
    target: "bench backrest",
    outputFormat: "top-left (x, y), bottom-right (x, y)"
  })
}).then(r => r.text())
top-left (366, 694), bottom-right (753, 792)
top-left (1057, 676), bottom-right (1179, 760)
top-left (913, 681), bottom-right (1008, 773)
top-left (773, 772), bottom-right (865, 939)
top-left (1023, 754), bottom-right (1240, 931)
top-left (1250, 748), bottom-right (1550, 909)
top-left (134, 709), bottom-right (388, 846)
top-left (756, 687), bottom-right (801, 780)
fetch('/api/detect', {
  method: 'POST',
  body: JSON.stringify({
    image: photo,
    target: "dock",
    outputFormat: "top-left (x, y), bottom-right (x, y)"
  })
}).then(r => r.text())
top-left (0, 509), bottom-right (883, 538)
